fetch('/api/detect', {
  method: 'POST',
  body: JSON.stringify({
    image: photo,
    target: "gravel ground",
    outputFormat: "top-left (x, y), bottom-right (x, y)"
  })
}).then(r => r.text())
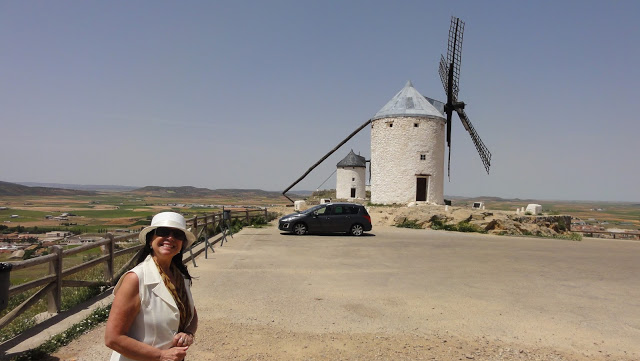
top-left (49, 222), bottom-right (638, 361)
top-left (52, 318), bottom-right (621, 361)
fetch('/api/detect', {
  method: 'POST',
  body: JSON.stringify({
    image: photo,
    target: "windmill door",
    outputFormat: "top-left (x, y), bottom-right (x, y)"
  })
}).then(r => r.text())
top-left (350, 188), bottom-right (356, 198)
top-left (416, 177), bottom-right (428, 202)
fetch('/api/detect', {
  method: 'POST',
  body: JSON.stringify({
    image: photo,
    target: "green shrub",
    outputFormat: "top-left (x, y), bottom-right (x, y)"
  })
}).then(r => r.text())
top-left (250, 216), bottom-right (267, 226)
top-left (557, 219), bottom-right (567, 232)
top-left (456, 221), bottom-right (484, 233)
top-left (429, 218), bottom-right (456, 231)
top-left (22, 249), bottom-right (36, 260)
top-left (265, 212), bottom-right (279, 222)
top-left (396, 219), bottom-right (422, 229)
top-left (430, 218), bottom-right (485, 233)
top-left (429, 217), bottom-right (446, 230)
top-left (442, 223), bottom-right (457, 231)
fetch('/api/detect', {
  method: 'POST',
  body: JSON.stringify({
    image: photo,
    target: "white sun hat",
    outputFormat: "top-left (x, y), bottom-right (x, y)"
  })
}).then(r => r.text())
top-left (138, 211), bottom-right (196, 250)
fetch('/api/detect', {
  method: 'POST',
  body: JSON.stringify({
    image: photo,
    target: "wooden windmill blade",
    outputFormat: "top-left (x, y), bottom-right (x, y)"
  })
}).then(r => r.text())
top-left (440, 16), bottom-right (491, 177)
top-left (456, 108), bottom-right (492, 174)
top-left (446, 17), bottom-right (464, 101)
top-left (439, 55), bottom-right (449, 99)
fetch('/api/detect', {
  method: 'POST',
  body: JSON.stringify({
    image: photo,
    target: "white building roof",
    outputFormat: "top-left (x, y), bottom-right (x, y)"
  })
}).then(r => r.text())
top-left (372, 81), bottom-right (445, 121)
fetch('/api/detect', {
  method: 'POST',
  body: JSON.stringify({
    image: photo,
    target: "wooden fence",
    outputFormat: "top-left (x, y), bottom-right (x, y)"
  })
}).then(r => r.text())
top-left (0, 207), bottom-right (269, 330)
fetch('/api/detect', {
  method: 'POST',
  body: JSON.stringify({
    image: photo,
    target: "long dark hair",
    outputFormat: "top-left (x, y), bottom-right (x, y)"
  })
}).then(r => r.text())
top-left (136, 230), bottom-right (192, 281)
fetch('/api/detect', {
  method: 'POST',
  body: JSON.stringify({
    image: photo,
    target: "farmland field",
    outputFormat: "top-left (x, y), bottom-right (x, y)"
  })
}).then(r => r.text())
top-left (0, 190), bottom-right (288, 232)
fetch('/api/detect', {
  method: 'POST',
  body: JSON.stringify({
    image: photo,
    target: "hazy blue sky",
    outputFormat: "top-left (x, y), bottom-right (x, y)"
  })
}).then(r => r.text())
top-left (1, 1), bottom-right (639, 202)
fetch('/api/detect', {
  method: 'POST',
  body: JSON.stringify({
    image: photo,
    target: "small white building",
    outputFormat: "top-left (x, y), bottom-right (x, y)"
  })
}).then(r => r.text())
top-left (46, 231), bottom-right (72, 238)
top-left (294, 200), bottom-right (307, 212)
top-left (526, 204), bottom-right (542, 215)
top-left (370, 81), bottom-right (446, 205)
top-left (336, 150), bottom-right (367, 200)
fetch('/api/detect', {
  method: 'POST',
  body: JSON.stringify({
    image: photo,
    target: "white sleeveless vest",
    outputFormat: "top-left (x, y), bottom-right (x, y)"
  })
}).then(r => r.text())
top-left (110, 255), bottom-right (194, 361)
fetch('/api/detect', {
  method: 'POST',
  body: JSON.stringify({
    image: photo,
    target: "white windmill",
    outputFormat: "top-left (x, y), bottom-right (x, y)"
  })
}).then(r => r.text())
top-left (282, 16), bottom-right (491, 205)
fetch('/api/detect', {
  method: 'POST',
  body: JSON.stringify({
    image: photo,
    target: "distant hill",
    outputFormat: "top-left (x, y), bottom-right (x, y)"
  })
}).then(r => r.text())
top-left (0, 181), bottom-right (300, 200)
top-left (17, 182), bottom-right (138, 192)
top-left (130, 186), bottom-right (292, 199)
top-left (0, 181), bottom-right (96, 196)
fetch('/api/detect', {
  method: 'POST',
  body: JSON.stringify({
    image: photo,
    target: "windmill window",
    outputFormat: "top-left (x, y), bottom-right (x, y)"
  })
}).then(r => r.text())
top-left (352, 178), bottom-right (355, 181)
top-left (420, 154), bottom-right (426, 160)
top-left (388, 123), bottom-right (393, 128)
top-left (414, 123), bottom-right (419, 127)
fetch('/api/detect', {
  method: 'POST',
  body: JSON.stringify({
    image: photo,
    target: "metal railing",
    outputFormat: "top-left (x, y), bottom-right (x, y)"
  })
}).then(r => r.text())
top-left (0, 207), bottom-right (269, 330)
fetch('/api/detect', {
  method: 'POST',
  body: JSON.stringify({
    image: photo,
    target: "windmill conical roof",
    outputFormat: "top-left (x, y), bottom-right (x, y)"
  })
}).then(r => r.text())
top-left (337, 149), bottom-right (366, 168)
top-left (372, 80), bottom-right (445, 121)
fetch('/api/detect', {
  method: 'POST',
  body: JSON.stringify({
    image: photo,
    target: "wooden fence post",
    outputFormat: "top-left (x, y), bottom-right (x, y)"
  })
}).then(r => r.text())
top-left (193, 215), bottom-right (198, 243)
top-left (206, 214), bottom-right (215, 258)
top-left (264, 208), bottom-right (268, 221)
top-left (203, 214), bottom-right (208, 239)
top-left (47, 246), bottom-right (63, 313)
top-left (246, 209), bottom-right (250, 224)
top-left (105, 233), bottom-right (115, 285)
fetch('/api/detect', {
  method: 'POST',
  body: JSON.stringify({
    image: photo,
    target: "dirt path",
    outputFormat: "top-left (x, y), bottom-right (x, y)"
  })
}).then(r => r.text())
top-left (52, 318), bottom-right (607, 361)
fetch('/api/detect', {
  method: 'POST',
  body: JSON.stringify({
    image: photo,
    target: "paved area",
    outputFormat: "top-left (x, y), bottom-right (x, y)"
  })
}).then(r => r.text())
top-left (10, 224), bottom-right (640, 360)
top-left (188, 225), bottom-right (640, 359)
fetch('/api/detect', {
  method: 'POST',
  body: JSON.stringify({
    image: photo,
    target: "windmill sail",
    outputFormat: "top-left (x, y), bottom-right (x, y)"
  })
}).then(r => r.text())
top-left (446, 19), bottom-right (464, 100)
top-left (456, 108), bottom-right (491, 174)
top-left (440, 16), bottom-right (491, 176)
top-left (439, 55), bottom-right (449, 98)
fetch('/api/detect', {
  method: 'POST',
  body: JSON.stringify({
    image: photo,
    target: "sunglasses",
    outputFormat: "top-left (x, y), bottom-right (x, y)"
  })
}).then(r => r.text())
top-left (154, 227), bottom-right (186, 241)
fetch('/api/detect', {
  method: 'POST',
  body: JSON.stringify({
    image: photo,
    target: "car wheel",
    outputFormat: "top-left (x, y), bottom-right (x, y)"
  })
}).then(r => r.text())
top-left (350, 224), bottom-right (364, 236)
top-left (293, 223), bottom-right (307, 235)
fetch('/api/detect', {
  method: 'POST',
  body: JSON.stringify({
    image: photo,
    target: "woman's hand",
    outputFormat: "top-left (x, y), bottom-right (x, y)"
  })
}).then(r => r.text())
top-left (172, 332), bottom-right (195, 347)
top-left (159, 346), bottom-right (189, 361)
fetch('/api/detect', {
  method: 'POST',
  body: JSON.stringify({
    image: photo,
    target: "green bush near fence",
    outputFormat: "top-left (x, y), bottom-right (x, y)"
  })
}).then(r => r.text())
top-left (249, 211), bottom-right (278, 227)
top-left (249, 217), bottom-right (268, 227)
top-left (11, 305), bottom-right (111, 361)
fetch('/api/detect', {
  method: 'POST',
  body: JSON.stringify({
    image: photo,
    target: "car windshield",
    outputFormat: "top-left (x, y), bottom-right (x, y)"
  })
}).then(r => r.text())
top-left (302, 205), bottom-right (325, 214)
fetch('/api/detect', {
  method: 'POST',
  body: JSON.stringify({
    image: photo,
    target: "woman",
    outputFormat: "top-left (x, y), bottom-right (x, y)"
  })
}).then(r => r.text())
top-left (105, 212), bottom-right (198, 361)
